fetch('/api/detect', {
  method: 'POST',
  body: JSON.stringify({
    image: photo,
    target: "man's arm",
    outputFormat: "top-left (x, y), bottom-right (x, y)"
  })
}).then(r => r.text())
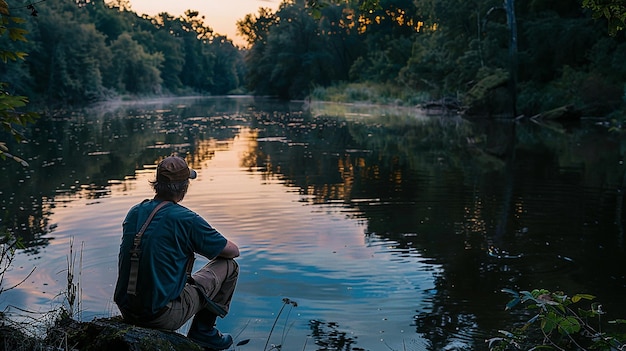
top-left (219, 240), bottom-right (240, 258)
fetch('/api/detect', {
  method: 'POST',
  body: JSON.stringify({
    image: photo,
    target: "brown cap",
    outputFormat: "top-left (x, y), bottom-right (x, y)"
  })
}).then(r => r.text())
top-left (156, 156), bottom-right (197, 183)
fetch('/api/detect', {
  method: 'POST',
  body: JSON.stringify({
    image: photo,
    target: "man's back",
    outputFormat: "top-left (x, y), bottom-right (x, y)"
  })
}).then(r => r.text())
top-left (114, 199), bottom-right (227, 318)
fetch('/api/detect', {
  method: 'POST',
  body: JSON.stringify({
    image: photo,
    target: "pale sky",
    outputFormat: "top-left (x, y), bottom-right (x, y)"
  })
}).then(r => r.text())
top-left (129, 0), bottom-right (280, 46)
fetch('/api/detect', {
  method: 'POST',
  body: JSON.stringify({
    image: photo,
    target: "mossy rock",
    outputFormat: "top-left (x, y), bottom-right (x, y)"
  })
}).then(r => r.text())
top-left (464, 69), bottom-right (510, 105)
top-left (463, 69), bottom-right (511, 115)
top-left (46, 316), bottom-right (204, 351)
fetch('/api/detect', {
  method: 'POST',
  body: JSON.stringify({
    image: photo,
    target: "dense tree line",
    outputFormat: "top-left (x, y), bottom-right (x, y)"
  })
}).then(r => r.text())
top-left (1, 0), bottom-right (244, 106)
top-left (238, 0), bottom-right (626, 116)
top-left (1, 0), bottom-right (625, 116)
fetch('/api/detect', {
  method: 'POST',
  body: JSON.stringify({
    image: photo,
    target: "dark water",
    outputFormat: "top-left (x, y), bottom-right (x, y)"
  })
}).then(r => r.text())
top-left (1, 96), bottom-right (625, 350)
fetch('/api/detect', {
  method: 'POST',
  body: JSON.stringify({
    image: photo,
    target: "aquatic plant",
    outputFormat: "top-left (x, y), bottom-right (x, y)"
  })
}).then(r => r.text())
top-left (263, 297), bottom-right (299, 351)
top-left (487, 288), bottom-right (626, 350)
top-left (0, 232), bottom-right (29, 296)
top-left (58, 237), bottom-right (83, 321)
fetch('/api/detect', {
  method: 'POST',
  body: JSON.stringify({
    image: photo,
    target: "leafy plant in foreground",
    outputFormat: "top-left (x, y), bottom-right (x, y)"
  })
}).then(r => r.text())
top-left (0, 0), bottom-right (38, 166)
top-left (488, 288), bottom-right (626, 350)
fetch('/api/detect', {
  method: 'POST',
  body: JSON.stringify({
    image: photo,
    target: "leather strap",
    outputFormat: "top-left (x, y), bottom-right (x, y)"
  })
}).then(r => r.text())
top-left (126, 201), bottom-right (170, 295)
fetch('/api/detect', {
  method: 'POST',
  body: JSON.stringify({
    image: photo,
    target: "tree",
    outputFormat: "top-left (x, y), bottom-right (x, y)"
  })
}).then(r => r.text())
top-left (109, 33), bottom-right (163, 94)
top-left (238, 0), bottom-right (363, 99)
top-left (316, 3), bottom-right (364, 81)
top-left (90, 0), bottom-right (131, 42)
top-left (237, 7), bottom-right (276, 47)
top-left (166, 11), bottom-right (217, 92)
top-left (133, 29), bottom-right (185, 93)
top-left (237, 8), bottom-right (277, 94)
top-left (27, 1), bottom-right (113, 104)
top-left (0, 0), bottom-right (37, 165)
top-left (582, 0), bottom-right (626, 35)
top-left (208, 35), bottom-right (242, 94)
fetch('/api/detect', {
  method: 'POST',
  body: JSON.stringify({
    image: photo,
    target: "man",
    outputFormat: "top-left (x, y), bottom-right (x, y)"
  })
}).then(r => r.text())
top-left (114, 155), bottom-right (239, 351)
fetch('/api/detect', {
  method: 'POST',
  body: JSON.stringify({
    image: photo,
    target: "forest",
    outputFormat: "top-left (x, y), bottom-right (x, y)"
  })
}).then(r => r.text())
top-left (1, 0), bottom-right (625, 117)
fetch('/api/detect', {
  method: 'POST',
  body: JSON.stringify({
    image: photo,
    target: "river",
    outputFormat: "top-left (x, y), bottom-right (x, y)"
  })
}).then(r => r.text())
top-left (1, 96), bottom-right (625, 350)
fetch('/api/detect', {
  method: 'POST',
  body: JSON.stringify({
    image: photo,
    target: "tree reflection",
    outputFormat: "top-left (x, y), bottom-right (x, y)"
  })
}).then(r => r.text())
top-left (244, 104), bottom-right (626, 349)
top-left (0, 98), bottom-right (247, 252)
top-left (308, 320), bottom-right (362, 351)
top-left (2, 98), bottom-right (625, 349)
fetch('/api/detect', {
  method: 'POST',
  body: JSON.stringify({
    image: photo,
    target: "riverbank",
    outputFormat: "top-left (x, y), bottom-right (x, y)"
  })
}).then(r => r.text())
top-left (0, 314), bottom-right (204, 351)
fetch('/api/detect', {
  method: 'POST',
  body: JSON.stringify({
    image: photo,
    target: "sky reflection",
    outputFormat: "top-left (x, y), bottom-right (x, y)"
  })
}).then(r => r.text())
top-left (6, 97), bottom-right (625, 350)
top-left (2, 123), bottom-right (438, 350)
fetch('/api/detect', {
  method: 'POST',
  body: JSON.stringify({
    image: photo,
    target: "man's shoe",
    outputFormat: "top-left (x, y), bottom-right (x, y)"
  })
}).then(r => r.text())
top-left (188, 327), bottom-right (233, 351)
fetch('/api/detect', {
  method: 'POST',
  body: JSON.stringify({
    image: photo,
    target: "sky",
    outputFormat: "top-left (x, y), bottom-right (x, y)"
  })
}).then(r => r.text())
top-left (129, 0), bottom-right (280, 46)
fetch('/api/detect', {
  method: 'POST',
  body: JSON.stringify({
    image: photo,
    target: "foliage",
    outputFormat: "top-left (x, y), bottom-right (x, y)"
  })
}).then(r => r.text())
top-left (1, 0), bottom-right (246, 106)
top-left (238, 0), bottom-right (328, 99)
top-left (311, 81), bottom-right (429, 105)
top-left (0, 232), bottom-right (28, 295)
top-left (311, 0), bottom-right (626, 38)
top-left (108, 32), bottom-right (163, 94)
top-left (0, 1), bottom-right (38, 166)
top-left (237, 0), bottom-right (626, 117)
top-left (488, 288), bottom-right (626, 351)
top-left (582, 0), bottom-right (626, 36)
top-left (0, 83), bottom-right (37, 165)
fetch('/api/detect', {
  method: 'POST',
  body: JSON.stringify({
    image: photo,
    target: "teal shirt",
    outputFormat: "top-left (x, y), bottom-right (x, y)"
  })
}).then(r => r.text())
top-left (114, 200), bottom-right (227, 317)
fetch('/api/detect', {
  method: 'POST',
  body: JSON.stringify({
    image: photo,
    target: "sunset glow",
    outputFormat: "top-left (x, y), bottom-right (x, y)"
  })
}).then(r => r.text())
top-left (129, 0), bottom-right (280, 46)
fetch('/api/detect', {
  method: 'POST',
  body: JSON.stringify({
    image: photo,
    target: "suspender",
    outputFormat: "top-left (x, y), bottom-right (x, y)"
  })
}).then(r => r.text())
top-left (126, 201), bottom-right (170, 296)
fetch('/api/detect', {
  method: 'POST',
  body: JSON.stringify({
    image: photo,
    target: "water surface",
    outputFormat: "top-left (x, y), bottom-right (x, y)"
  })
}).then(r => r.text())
top-left (1, 96), bottom-right (625, 350)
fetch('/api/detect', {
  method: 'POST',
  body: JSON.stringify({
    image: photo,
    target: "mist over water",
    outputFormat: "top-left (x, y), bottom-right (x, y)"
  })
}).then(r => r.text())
top-left (1, 96), bottom-right (625, 350)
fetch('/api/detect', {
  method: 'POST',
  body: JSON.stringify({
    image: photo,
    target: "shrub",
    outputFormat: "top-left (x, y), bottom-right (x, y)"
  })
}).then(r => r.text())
top-left (488, 288), bottom-right (626, 351)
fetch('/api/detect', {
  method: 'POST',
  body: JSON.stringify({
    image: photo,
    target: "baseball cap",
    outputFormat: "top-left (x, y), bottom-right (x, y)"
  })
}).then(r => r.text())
top-left (156, 156), bottom-right (197, 183)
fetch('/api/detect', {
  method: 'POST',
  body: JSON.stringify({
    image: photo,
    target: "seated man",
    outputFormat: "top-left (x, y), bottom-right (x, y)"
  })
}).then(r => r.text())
top-left (114, 156), bottom-right (240, 350)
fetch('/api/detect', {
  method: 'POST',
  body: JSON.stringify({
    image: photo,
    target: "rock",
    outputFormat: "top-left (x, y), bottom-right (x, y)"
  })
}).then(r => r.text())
top-left (462, 68), bottom-right (513, 116)
top-left (46, 316), bottom-right (204, 351)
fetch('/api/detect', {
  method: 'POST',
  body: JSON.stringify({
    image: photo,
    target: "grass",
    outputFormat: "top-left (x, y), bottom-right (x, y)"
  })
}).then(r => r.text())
top-left (1, 235), bottom-right (407, 351)
top-left (0, 234), bottom-right (77, 350)
top-left (310, 82), bottom-right (431, 107)
top-left (262, 297), bottom-right (299, 351)
top-left (0, 233), bottom-right (307, 351)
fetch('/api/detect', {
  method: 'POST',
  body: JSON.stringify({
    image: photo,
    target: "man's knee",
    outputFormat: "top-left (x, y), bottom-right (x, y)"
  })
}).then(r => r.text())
top-left (210, 257), bottom-right (239, 279)
top-left (223, 257), bottom-right (239, 279)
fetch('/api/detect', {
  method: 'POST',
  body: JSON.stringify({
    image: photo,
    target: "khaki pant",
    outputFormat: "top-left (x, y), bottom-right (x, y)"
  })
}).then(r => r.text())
top-left (135, 258), bottom-right (239, 331)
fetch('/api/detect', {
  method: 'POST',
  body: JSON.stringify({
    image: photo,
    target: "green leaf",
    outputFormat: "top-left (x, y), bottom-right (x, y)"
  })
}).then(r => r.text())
top-left (310, 8), bottom-right (321, 19)
top-left (577, 308), bottom-right (597, 318)
top-left (10, 16), bottom-right (26, 24)
top-left (0, 51), bottom-right (17, 62)
top-left (14, 51), bottom-right (27, 60)
top-left (0, 0), bottom-right (8, 16)
top-left (571, 294), bottom-right (595, 303)
top-left (541, 312), bottom-right (558, 333)
top-left (557, 316), bottom-right (580, 335)
top-left (8, 27), bottom-right (28, 42)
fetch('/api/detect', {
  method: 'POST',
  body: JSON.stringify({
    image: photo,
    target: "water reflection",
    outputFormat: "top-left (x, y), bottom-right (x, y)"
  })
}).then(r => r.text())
top-left (1, 96), bottom-right (625, 350)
